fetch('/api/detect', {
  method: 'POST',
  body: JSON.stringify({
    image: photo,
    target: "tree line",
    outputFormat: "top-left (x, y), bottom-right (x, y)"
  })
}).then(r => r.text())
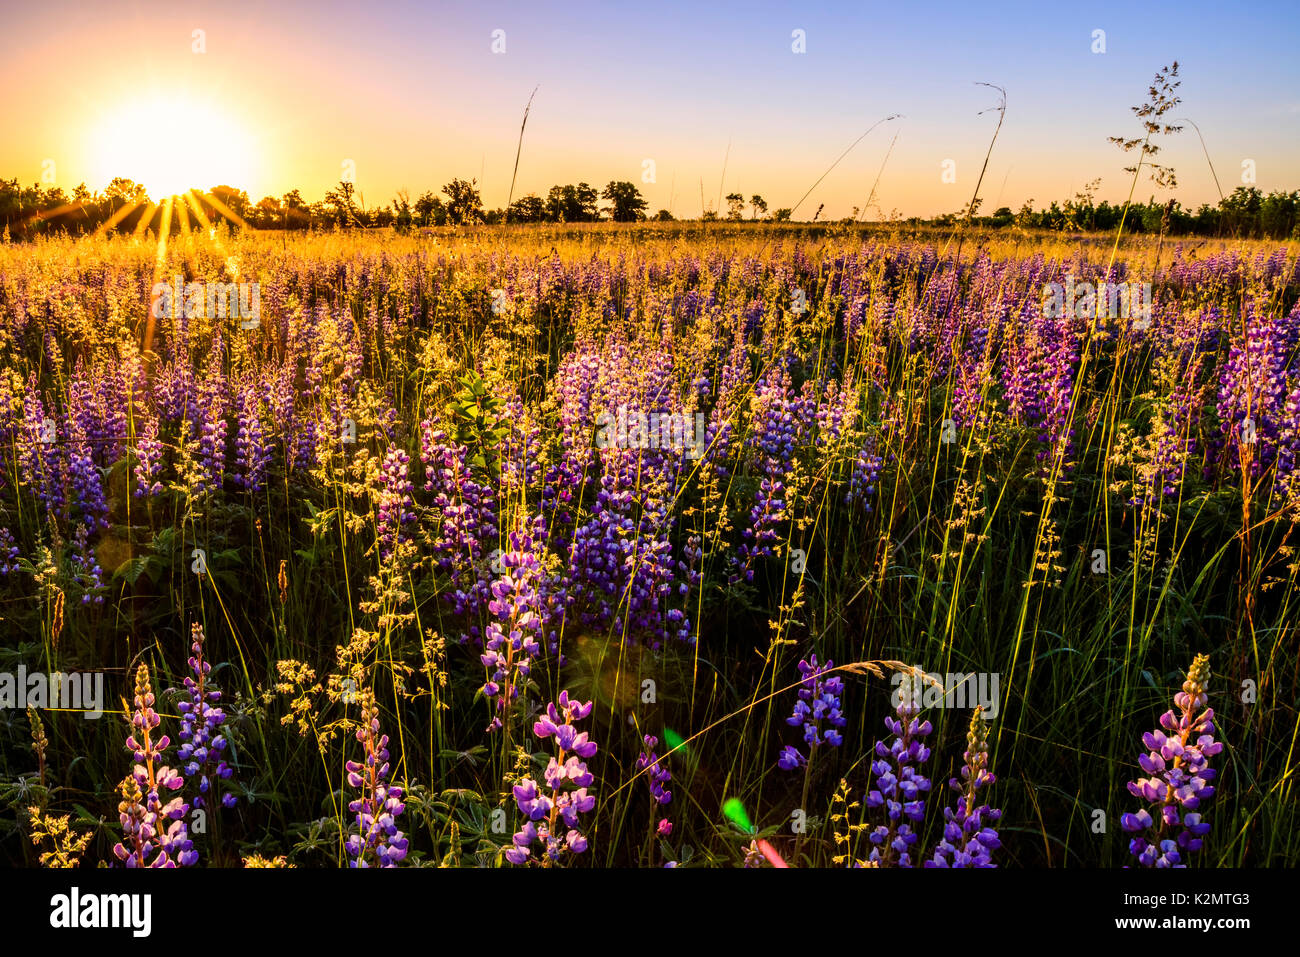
top-left (1, 173), bottom-right (1296, 240)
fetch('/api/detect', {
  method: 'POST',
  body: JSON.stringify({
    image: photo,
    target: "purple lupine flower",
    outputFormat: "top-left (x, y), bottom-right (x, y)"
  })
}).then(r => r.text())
top-left (69, 523), bottom-right (104, 606)
top-left (344, 689), bottom-right (409, 868)
top-left (375, 447), bottom-right (415, 561)
top-left (952, 319), bottom-right (993, 428)
top-left (1121, 654), bottom-right (1222, 868)
top-left (845, 439), bottom-right (884, 510)
top-left (865, 666), bottom-right (933, 867)
top-left (1274, 380), bottom-right (1300, 504)
top-left (234, 385), bottom-right (272, 493)
top-left (0, 528), bottom-right (18, 576)
top-left (777, 744), bottom-right (806, 771)
top-left (177, 623), bottom-right (236, 810)
top-left (505, 691), bottom-right (597, 866)
top-left (636, 734), bottom-right (673, 837)
top-left (778, 654), bottom-right (847, 770)
top-left (480, 527), bottom-right (546, 732)
top-left (113, 664), bottom-right (195, 867)
top-left (926, 708), bottom-right (1001, 868)
top-left (420, 423), bottom-right (498, 618)
top-left (67, 433), bottom-right (109, 534)
top-left (195, 373), bottom-right (229, 494)
top-left (1214, 304), bottom-right (1296, 478)
top-left (733, 367), bottom-right (803, 582)
top-left (18, 380), bottom-right (64, 515)
top-left (133, 412), bottom-right (166, 498)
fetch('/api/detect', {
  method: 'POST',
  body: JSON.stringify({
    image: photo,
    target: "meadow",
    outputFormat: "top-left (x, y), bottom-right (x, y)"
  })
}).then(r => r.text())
top-left (0, 221), bottom-right (1296, 868)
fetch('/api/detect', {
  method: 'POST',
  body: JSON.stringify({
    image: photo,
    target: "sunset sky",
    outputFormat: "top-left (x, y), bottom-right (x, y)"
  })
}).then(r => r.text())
top-left (2, 0), bottom-right (1297, 219)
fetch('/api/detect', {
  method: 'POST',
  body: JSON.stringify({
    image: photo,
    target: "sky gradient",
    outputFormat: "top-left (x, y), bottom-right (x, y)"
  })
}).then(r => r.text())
top-left (2, 0), bottom-right (1297, 218)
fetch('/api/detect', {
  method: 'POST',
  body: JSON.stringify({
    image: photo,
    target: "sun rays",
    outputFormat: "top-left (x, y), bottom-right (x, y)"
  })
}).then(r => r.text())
top-left (88, 93), bottom-right (258, 199)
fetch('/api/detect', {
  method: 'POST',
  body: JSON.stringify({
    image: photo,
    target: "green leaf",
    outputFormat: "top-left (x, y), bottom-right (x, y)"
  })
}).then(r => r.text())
top-left (113, 555), bottom-right (156, 585)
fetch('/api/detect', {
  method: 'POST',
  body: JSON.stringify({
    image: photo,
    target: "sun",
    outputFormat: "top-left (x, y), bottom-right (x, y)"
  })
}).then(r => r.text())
top-left (90, 92), bottom-right (259, 199)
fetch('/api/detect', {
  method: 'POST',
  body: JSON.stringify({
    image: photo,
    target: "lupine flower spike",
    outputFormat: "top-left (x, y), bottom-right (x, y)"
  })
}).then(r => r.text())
top-left (506, 691), bottom-right (597, 866)
top-left (177, 623), bottom-right (236, 810)
top-left (864, 666), bottom-right (932, 867)
top-left (636, 734), bottom-right (673, 841)
top-left (113, 664), bottom-right (195, 867)
top-left (777, 654), bottom-right (847, 771)
top-left (1121, 654), bottom-right (1222, 868)
top-left (344, 689), bottom-right (409, 867)
top-left (926, 708), bottom-right (1001, 867)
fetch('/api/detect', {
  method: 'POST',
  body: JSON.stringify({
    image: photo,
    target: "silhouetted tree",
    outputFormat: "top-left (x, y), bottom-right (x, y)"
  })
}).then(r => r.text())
top-left (414, 191), bottom-right (446, 227)
top-left (545, 183), bottom-right (599, 222)
top-left (508, 194), bottom-right (546, 223)
top-left (441, 178), bottom-right (483, 225)
top-left (601, 181), bottom-right (647, 222)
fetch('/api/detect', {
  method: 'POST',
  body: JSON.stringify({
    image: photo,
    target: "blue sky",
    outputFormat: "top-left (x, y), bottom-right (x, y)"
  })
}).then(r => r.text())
top-left (2, 0), bottom-right (1296, 216)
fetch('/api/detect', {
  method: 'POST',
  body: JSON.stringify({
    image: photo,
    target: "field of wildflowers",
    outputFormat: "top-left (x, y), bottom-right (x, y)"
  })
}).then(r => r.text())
top-left (1, 222), bottom-right (1295, 868)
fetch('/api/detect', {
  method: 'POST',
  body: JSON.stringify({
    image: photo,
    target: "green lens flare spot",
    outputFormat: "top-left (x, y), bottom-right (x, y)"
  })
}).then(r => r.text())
top-left (722, 797), bottom-right (755, 834)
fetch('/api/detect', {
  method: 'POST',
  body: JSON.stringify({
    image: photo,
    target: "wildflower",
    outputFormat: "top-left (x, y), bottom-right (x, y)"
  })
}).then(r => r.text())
top-left (344, 689), bottom-right (409, 868)
top-left (1121, 654), bottom-right (1222, 867)
top-left (113, 664), bottom-right (195, 867)
top-left (505, 691), bottom-right (597, 866)
top-left (0, 527), bottom-right (19, 576)
top-left (480, 528), bottom-right (546, 732)
top-left (926, 708), bottom-right (1001, 868)
top-left (864, 666), bottom-right (932, 867)
top-left (375, 447), bottom-right (415, 561)
top-left (177, 623), bottom-right (236, 810)
top-left (234, 385), bottom-right (272, 493)
top-left (636, 734), bottom-right (673, 838)
top-left (28, 807), bottom-right (93, 868)
top-left (778, 654), bottom-right (846, 769)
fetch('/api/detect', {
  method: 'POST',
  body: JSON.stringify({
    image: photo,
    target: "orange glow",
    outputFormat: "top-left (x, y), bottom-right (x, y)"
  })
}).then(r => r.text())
top-left (89, 93), bottom-right (259, 199)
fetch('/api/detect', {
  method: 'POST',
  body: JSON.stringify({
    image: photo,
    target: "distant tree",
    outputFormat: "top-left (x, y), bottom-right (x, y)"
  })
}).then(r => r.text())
top-left (601, 181), bottom-right (648, 222)
top-left (545, 183), bottom-right (599, 222)
top-left (725, 192), bottom-right (745, 221)
top-left (750, 195), bottom-right (768, 220)
top-left (253, 195), bottom-right (284, 228)
top-left (276, 189), bottom-right (310, 228)
top-left (308, 200), bottom-right (332, 227)
top-left (414, 191), bottom-right (446, 227)
top-left (209, 185), bottom-right (251, 222)
top-left (106, 177), bottom-right (149, 205)
top-left (442, 178), bottom-right (483, 225)
top-left (507, 194), bottom-right (546, 223)
top-left (393, 189), bottom-right (413, 231)
top-left (771, 208), bottom-right (792, 222)
top-left (1259, 188), bottom-right (1299, 238)
top-left (323, 180), bottom-right (358, 226)
top-left (653, 209), bottom-right (675, 221)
